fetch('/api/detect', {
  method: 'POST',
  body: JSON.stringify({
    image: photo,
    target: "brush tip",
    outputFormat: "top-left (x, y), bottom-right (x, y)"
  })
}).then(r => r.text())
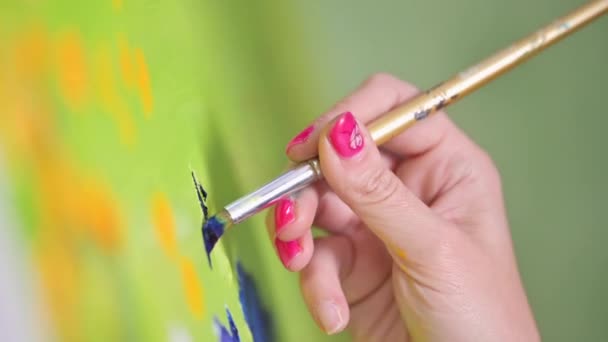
top-left (202, 210), bottom-right (232, 266)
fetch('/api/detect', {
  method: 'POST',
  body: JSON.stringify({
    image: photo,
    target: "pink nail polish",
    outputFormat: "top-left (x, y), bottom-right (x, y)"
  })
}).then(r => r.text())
top-left (329, 112), bottom-right (364, 158)
top-left (274, 197), bottom-right (295, 233)
top-left (286, 125), bottom-right (315, 153)
top-left (275, 238), bottom-right (302, 267)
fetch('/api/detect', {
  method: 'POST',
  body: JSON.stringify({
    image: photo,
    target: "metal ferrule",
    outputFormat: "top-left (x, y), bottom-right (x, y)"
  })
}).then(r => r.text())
top-left (224, 159), bottom-right (322, 224)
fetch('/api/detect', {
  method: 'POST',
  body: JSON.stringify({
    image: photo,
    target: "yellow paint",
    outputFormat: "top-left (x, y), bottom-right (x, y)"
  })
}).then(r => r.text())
top-left (112, 0), bottom-right (123, 11)
top-left (118, 36), bottom-right (135, 87)
top-left (96, 44), bottom-right (136, 146)
top-left (13, 24), bottom-right (49, 79)
top-left (1, 25), bottom-right (134, 342)
top-left (396, 248), bottom-right (407, 260)
top-left (0, 88), bottom-right (53, 159)
top-left (37, 155), bottom-right (80, 233)
top-left (0, 25), bottom-right (55, 160)
top-left (134, 48), bottom-right (153, 116)
top-left (151, 192), bottom-right (178, 258)
top-left (56, 31), bottom-right (87, 111)
top-left (180, 257), bottom-right (205, 319)
top-left (387, 242), bottom-right (408, 272)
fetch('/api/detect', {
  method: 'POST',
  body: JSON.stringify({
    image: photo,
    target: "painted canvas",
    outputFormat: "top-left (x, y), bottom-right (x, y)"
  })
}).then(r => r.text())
top-left (0, 1), bottom-right (340, 341)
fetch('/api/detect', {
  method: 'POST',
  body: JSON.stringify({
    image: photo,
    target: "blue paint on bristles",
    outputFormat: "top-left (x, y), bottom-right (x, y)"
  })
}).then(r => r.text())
top-left (202, 213), bottom-right (228, 267)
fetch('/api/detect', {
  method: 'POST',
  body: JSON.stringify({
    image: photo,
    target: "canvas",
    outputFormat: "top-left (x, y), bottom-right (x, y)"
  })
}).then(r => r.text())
top-left (0, 1), bottom-right (343, 341)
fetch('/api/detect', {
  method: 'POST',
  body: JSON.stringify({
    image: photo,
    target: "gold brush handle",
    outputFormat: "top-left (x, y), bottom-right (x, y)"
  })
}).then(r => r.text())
top-left (222, 0), bottom-right (608, 225)
top-left (368, 0), bottom-right (608, 145)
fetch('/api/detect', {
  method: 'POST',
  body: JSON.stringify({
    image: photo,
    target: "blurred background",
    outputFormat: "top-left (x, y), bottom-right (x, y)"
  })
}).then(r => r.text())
top-left (0, 0), bottom-right (607, 341)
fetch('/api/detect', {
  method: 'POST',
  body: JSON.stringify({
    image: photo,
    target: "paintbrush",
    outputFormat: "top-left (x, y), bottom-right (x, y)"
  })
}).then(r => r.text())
top-left (202, 0), bottom-right (608, 258)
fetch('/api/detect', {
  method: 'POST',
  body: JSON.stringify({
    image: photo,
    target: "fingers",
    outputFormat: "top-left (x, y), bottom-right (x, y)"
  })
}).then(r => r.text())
top-left (299, 230), bottom-right (393, 337)
top-left (299, 235), bottom-right (352, 335)
top-left (265, 185), bottom-right (360, 272)
top-left (317, 111), bottom-right (446, 263)
top-left (265, 199), bottom-right (315, 272)
top-left (285, 73), bottom-right (418, 162)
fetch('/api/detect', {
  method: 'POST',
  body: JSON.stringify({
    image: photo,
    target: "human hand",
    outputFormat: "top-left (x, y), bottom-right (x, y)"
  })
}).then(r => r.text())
top-left (266, 74), bottom-right (540, 341)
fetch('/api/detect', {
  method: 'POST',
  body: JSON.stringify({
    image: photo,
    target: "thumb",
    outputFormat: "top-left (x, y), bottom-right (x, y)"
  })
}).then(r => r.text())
top-left (318, 111), bottom-right (446, 263)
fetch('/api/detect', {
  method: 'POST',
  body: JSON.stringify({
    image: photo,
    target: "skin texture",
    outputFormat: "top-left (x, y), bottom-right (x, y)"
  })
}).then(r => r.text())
top-left (266, 74), bottom-right (541, 342)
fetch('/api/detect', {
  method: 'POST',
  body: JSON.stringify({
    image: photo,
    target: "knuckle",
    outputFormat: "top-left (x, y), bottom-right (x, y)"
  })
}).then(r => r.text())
top-left (474, 147), bottom-right (503, 189)
top-left (314, 111), bottom-right (337, 127)
top-left (364, 72), bottom-right (399, 86)
top-left (331, 98), bottom-right (355, 113)
top-left (352, 167), bottom-right (401, 206)
top-left (324, 99), bottom-right (356, 123)
top-left (446, 146), bottom-right (502, 193)
top-left (364, 72), bottom-right (419, 102)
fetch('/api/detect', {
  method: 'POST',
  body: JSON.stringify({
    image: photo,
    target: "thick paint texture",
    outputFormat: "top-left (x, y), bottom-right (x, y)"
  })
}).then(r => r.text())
top-left (203, 215), bottom-right (227, 266)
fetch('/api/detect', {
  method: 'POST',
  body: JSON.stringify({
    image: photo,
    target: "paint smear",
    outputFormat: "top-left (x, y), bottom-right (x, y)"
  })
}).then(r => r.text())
top-left (13, 24), bottom-right (49, 79)
top-left (396, 248), bottom-right (407, 260)
top-left (56, 31), bottom-right (87, 111)
top-left (133, 48), bottom-right (153, 116)
top-left (213, 307), bottom-right (240, 342)
top-left (151, 192), bottom-right (178, 258)
top-left (80, 178), bottom-right (124, 253)
top-left (119, 36), bottom-right (135, 87)
top-left (180, 257), bottom-right (205, 319)
top-left (96, 44), bottom-right (136, 146)
top-left (237, 262), bottom-right (274, 342)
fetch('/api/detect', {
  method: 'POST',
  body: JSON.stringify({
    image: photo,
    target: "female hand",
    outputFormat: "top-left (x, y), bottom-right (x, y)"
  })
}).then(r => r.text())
top-left (266, 74), bottom-right (540, 341)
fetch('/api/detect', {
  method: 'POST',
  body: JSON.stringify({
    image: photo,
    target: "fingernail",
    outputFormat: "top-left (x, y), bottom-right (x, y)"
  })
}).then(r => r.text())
top-left (274, 197), bottom-right (295, 234)
top-left (318, 301), bottom-right (344, 335)
top-left (275, 238), bottom-right (302, 267)
top-left (286, 125), bottom-right (315, 153)
top-left (329, 112), bottom-right (364, 158)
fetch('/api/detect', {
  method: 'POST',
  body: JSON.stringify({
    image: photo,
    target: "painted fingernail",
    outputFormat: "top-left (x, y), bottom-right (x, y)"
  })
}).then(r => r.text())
top-left (286, 125), bottom-right (315, 153)
top-left (275, 238), bottom-right (302, 268)
top-left (274, 197), bottom-right (295, 234)
top-left (318, 301), bottom-right (344, 335)
top-left (329, 112), bottom-right (364, 158)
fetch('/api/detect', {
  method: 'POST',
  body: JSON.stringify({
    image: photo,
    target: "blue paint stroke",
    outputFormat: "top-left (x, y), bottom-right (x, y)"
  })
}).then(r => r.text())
top-left (237, 262), bottom-right (275, 342)
top-left (202, 215), bottom-right (227, 267)
top-left (214, 307), bottom-right (240, 342)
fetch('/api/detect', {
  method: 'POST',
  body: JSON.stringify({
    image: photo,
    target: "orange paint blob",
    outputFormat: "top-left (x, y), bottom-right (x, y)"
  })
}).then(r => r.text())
top-left (56, 31), bottom-right (87, 110)
top-left (81, 179), bottom-right (124, 253)
top-left (151, 192), bottom-right (178, 258)
top-left (133, 48), bottom-right (153, 116)
top-left (180, 257), bottom-right (205, 319)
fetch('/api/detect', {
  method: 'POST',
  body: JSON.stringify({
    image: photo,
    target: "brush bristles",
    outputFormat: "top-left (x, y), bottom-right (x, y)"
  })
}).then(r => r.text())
top-left (202, 210), bottom-right (233, 266)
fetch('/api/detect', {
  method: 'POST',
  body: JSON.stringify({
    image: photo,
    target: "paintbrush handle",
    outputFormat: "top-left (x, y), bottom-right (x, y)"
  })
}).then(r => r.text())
top-left (368, 0), bottom-right (608, 145)
top-left (223, 0), bottom-right (608, 225)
